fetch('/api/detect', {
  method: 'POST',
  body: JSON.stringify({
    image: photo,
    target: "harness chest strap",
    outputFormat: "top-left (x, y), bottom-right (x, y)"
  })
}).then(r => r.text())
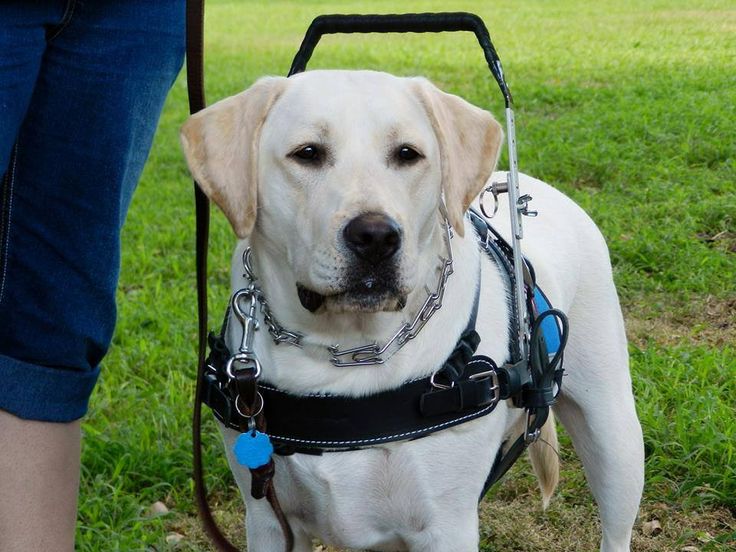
top-left (204, 328), bottom-right (506, 454)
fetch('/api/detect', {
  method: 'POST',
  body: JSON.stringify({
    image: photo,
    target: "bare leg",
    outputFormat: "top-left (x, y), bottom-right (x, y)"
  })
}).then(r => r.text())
top-left (0, 409), bottom-right (80, 552)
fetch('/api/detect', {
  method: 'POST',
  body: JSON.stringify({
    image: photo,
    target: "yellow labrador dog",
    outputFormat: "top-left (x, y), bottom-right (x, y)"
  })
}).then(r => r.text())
top-left (181, 70), bottom-right (644, 552)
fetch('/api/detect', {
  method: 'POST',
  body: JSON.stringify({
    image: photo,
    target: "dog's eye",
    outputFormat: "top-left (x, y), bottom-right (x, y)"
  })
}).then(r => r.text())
top-left (292, 145), bottom-right (322, 162)
top-left (396, 145), bottom-right (422, 163)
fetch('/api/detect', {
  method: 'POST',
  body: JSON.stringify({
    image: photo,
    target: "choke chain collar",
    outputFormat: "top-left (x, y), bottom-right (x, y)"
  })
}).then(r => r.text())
top-left (233, 220), bottom-right (455, 367)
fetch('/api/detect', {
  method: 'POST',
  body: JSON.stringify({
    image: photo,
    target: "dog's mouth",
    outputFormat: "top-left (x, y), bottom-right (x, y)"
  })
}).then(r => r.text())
top-left (296, 285), bottom-right (327, 312)
top-left (297, 278), bottom-right (407, 314)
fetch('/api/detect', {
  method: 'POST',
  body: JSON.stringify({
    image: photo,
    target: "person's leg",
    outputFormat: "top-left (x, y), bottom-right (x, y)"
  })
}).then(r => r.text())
top-left (0, 6), bottom-right (80, 550)
top-left (0, 0), bottom-right (185, 549)
top-left (0, 411), bottom-right (81, 552)
top-left (0, 0), bottom-right (185, 417)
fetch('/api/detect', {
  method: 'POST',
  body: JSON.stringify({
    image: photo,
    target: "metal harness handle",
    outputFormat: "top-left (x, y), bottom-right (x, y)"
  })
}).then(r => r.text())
top-left (287, 12), bottom-right (512, 107)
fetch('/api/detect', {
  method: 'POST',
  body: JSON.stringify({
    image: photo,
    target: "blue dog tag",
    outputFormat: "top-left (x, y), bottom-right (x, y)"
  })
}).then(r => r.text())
top-left (233, 430), bottom-right (273, 469)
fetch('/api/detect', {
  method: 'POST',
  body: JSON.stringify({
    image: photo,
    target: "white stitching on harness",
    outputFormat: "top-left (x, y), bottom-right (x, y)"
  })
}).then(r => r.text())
top-left (0, 144), bottom-right (17, 304)
top-left (268, 404), bottom-right (494, 446)
top-left (258, 373), bottom-right (429, 397)
top-left (258, 384), bottom-right (330, 397)
top-left (466, 358), bottom-right (495, 369)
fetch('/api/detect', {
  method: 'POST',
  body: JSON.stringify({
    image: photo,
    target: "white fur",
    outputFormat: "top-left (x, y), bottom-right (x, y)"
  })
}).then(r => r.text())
top-left (181, 70), bottom-right (644, 552)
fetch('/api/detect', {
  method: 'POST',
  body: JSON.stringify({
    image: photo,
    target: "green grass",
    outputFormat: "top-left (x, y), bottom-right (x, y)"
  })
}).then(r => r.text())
top-left (77, 0), bottom-right (735, 549)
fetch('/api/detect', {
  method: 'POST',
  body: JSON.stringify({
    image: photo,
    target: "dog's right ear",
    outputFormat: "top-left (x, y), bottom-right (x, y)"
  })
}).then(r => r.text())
top-left (180, 77), bottom-right (288, 238)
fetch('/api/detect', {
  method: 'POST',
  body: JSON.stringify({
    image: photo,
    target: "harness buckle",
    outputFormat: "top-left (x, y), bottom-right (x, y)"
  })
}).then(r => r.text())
top-left (469, 368), bottom-right (501, 405)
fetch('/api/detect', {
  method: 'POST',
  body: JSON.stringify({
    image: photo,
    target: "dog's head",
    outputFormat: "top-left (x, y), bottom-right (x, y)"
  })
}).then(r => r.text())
top-left (181, 71), bottom-right (502, 315)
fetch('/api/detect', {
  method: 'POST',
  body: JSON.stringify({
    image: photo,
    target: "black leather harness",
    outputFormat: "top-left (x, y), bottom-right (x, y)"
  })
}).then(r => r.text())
top-left (201, 209), bottom-right (568, 492)
top-left (206, 330), bottom-right (499, 453)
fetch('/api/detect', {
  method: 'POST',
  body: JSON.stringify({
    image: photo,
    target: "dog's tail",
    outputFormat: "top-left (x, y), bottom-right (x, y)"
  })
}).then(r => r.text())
top-left (528, 410), bottom-right (559, 510)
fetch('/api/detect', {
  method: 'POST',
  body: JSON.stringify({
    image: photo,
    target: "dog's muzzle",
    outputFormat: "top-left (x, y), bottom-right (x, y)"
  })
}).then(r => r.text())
top-left (296, 213), bottom-right (406, 313)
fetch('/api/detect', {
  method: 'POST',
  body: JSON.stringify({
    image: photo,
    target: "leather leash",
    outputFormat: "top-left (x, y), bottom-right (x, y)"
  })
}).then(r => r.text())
top-left (186, 1), bottom-right (293, 550)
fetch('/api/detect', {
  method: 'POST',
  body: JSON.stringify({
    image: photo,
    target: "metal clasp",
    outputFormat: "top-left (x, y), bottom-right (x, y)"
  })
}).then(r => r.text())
top-left (517, 194), bottom-right (538, 218)
top-left (232, 288), bottom-right (259, 354)
top-left (524, 410), bottom-right (542, 444)
top-left (225, 352), bottom-right (262, 380)
top-left (224, 286), bottom-right (263, 382)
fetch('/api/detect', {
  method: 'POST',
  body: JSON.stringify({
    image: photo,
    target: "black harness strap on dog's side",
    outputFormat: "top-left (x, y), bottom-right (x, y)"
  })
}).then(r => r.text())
top-left (468, 207), bottom-right (568, 500)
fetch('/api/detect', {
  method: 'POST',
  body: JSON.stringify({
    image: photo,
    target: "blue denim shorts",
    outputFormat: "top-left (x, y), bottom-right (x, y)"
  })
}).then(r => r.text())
top-left (0, 0), bottom-right (185, 422)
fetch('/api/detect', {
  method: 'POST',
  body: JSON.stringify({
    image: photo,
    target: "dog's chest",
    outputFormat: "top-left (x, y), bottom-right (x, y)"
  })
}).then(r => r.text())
top-left (270, 411), bottom-right (508, 550)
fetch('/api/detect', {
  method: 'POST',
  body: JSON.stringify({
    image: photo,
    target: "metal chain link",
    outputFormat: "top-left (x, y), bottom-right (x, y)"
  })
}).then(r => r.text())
top-left (241, 248), bottom-right (304, 347)
top-left (238, 221), bottom-right (454, 366)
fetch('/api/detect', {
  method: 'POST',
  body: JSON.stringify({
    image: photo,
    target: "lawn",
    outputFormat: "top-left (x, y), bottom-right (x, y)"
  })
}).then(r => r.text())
top-left (77, 1), bottom-right (735, 550)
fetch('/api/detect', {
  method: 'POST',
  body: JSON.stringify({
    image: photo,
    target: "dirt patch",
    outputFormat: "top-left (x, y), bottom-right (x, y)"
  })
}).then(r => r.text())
top-left (624, 294), bottom-right (736, 348)
top-left (697, 230), bottom-right (736, 255)
top-left (482, 492), bottom-right (735, 552)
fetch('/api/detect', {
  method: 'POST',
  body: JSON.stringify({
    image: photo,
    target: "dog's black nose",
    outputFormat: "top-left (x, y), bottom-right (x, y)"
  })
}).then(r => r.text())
top-left (343, 213), bottom-right (402, 264)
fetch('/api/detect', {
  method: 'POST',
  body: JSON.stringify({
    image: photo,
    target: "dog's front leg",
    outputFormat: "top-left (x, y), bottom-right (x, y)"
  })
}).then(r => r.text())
top-left (244, 499), bottom-right (311, 552)
top-left (244, 498), bottom-right (285, 551)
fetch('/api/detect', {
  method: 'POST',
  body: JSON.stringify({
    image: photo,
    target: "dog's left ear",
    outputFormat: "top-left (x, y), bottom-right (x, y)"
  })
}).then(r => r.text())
top-left (412, 78), bottom-right (503, 237)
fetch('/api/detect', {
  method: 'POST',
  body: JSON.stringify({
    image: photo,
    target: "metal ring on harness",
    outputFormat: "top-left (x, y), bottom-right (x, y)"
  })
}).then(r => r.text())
top-left (479, 185), bottom-right (499, 218)
top-left (235, 391), bottom-right (264, 419)
top-left (429, 371), bottom-right (455, 389)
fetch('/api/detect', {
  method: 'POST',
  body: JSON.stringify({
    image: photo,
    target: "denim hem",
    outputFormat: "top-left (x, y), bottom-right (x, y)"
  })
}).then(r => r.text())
top-left (0, 353), bottom-right (99, 422)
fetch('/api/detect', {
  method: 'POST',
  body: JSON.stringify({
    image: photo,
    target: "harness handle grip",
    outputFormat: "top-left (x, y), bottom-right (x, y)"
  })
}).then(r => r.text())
top-left (287, 12), bottom-right (512, 107)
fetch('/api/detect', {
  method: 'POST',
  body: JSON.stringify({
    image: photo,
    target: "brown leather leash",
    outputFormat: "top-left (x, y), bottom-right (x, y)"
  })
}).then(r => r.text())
top-left (186, 1), bottom-right (293, 550)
